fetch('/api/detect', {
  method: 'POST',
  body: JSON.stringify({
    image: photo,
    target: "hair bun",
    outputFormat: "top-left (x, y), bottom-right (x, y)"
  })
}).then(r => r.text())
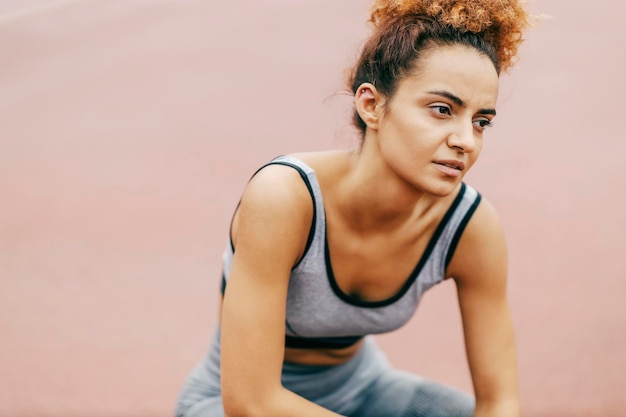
top-left (369, 0), bottom-right (531, 71)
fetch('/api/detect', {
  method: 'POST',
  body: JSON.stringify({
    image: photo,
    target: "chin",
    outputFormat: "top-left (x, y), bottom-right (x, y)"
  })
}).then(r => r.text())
top-left (421, 179), bottom-right (461, 198)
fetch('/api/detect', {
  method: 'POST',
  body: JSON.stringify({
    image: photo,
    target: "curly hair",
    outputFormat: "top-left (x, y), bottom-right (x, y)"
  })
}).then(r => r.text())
top-left (370, 0), bottom-right (529, 72)
top-left (348, 0), bottom-right (531, 135)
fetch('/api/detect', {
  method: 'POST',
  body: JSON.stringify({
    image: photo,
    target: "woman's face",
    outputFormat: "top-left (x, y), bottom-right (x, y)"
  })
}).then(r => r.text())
top-left (375, 44), bottom-right (499, 197)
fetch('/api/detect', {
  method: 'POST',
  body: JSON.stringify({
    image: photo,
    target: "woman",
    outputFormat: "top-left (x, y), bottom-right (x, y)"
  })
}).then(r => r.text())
top-left (176, 0), bottom-right (530, 416)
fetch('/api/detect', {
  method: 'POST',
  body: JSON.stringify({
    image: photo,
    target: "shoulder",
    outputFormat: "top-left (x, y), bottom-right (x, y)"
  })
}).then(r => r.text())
top-left (458, 193), bottom-right (504, 247)
top-left (447, 194), bottom-right (507, 288)
top-left (237, 161), bottom-right (315, 231)
top-left (231, 162), bottom-right (315, 266)
top-left (244, 161), bottom-right (314, 206)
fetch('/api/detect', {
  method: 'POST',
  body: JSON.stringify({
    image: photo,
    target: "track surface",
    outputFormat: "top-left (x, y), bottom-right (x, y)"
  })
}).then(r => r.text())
top-left (1, 1), bottom-right (625, 416)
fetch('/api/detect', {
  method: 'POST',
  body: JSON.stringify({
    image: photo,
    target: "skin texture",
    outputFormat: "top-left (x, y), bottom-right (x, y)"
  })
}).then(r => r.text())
top-left (220, 44), bottom-right (519, 417)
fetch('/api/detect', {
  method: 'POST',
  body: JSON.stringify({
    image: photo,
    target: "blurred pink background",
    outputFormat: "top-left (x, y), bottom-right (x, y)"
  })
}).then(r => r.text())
top-left (1, 0), bottom-right (625, 416)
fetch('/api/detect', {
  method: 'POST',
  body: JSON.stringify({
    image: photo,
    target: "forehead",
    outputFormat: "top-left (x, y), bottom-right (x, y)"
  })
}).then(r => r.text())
top-left (395, 44), bottom-right (499, 108)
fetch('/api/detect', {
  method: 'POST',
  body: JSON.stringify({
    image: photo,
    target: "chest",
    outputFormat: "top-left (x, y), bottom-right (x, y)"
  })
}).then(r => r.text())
top-left (283, 225), bottom-right (446, 338)
top-left (325, 215), bottom-right (440, 303)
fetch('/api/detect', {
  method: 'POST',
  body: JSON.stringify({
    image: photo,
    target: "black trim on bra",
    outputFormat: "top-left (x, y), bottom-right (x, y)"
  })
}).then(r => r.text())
top-left (324, 183), bottom-right (468, 308)
top-left (260, 161), bottom-right (317, 270)
top-left (228, 201), bottom-right (241, 253)
top-left (445, 191), bottom-right (482, 268)
top-left (285, 334), bottom-right (363, 349)
top-left (285, 320), bottom-right (301, 337)
top-left (222, 158), bottom-right (318, 294)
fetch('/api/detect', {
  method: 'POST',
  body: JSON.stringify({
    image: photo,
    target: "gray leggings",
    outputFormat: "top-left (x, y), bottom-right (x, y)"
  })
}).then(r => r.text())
top-left (175, 333), bottom-right (474, 417)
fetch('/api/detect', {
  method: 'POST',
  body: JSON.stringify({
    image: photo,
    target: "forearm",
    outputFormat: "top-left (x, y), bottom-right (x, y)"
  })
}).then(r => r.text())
top-left (468, 304), bottom-right (520, 417)
top-left (474, 397), bottom-right (520, 417)
top-left (469, 317), bottom-right (520, 417)
top-left (225, 386), bottom-right (345, 417)
top-left (272, 387), bottom-right (346, 417)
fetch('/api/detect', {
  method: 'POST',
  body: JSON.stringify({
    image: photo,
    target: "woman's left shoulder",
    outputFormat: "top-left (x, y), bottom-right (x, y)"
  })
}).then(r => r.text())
top-left (447, 193), bottom-right (508, 285)
top-left (463, 192), bottom-right (504, 239)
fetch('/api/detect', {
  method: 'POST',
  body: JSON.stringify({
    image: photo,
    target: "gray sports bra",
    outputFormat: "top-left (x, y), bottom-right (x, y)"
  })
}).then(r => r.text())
top-left (221, 155), bottom-right (482, 349)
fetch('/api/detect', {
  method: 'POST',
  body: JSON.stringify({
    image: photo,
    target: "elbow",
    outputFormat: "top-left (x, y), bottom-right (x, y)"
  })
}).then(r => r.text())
top-left (223, 403), bottom-right (275, 417)
top-left (222, 397), bottom-right (256, 417)
top-left (222, 388), bottom-right (284, 417)
top-left (223, 402), bottom-right (255, 417)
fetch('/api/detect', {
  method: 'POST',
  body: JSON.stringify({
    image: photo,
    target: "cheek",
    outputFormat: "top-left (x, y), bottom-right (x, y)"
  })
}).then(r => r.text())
top-left (467, 140), bottom-right (484, 167)
top-left (391, 117), bottom-right (434, 152)
top-left (379, 115), bottom-right (417, 151)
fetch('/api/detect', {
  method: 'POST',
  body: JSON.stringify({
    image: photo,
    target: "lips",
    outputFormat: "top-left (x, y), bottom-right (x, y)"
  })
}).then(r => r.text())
top-left (433, 159), bottom-right (465, 171)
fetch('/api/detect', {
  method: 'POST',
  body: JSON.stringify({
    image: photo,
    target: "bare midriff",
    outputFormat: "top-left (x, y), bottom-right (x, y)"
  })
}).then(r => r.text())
top-left (283, 339), bottom-right (364, 366)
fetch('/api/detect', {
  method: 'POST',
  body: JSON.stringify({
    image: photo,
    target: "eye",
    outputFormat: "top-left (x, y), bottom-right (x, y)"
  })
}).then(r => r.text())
top-left (430, 105), bottom-right (451, 117)
top-left (473, 118), bottom-right (493, 131)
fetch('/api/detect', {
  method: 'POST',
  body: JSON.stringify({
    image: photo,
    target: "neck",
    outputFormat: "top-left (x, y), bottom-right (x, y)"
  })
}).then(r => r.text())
top-left (333, 146), bottom-right (431, 233)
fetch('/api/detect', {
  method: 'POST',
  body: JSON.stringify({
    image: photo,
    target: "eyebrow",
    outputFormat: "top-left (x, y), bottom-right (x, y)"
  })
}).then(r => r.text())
top-left (426, 90), bottom-right (497, 116)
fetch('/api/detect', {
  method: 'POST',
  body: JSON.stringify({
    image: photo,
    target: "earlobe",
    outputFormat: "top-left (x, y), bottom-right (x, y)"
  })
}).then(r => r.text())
top-left (355, 83), bottom-right (382, 130)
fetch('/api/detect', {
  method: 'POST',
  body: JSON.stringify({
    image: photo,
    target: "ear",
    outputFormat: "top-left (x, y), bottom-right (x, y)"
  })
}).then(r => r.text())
top-left (354, 83), bottom-right (384, 131)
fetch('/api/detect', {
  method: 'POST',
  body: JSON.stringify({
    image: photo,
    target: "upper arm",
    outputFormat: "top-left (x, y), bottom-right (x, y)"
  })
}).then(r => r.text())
top-left (447, 198), bottom-right (520, 413)
top-left (220, 165), bottom-right (313, 413)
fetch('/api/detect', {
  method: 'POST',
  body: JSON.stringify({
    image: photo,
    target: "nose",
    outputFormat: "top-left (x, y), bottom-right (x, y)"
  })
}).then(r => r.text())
top-left (447, 120), bottom-right (476, 153)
